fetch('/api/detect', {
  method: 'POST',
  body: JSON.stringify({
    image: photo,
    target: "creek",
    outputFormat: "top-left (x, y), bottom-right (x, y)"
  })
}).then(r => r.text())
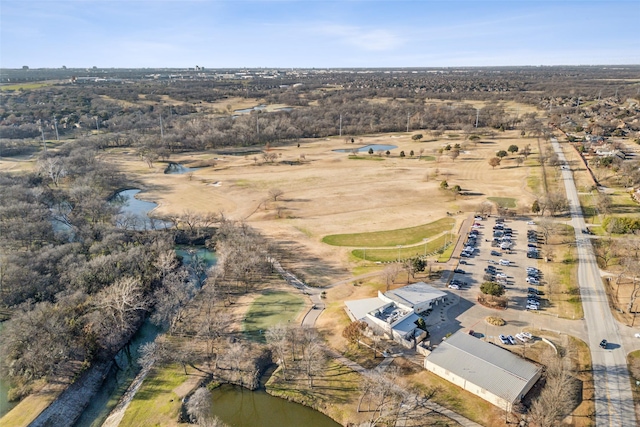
top-left (0, 324), bottom-right (17, 417)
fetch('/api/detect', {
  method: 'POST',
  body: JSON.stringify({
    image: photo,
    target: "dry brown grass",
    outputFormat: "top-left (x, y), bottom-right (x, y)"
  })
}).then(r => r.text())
top-left (106, 129), bottom-right (539, 282)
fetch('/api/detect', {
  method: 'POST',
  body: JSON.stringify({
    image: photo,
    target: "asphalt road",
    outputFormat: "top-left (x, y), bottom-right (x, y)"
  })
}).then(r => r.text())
top-left (550, 138), bottom-right (636, 426)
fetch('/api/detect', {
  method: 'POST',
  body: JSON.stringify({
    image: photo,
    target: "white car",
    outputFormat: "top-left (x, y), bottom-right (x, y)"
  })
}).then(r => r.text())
top-left (526, 304), bottom-right (539, 310)
top-left (527, 221), bottom-right (535, 225)
top-left (448, 284), bottom-right (460, 290)
top-left (526, 277), bottom-right (539, 284)
top-left (635, 333), bottom-right (640, 338)
top-left (499, 259), bottom-right (510, 266)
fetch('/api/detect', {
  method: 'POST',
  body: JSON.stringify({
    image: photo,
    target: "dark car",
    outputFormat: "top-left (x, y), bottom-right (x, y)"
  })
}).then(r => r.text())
top-left (490, 250), bottom-right (502, 256)
top-left (454, 268), bottom-right (466, 274)
top-left (599, 339), bottom-right (607, 349)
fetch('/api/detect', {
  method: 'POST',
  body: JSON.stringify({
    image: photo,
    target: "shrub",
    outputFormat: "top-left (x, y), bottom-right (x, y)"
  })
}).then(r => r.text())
top-left (486, 316), bottom-right (506, 326)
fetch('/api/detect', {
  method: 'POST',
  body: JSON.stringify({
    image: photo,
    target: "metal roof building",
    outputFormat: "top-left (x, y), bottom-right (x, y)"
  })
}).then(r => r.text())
top-left (424, 331), bottom-right (542, 411)
top-left (384, 281), bottom-right (446, 313)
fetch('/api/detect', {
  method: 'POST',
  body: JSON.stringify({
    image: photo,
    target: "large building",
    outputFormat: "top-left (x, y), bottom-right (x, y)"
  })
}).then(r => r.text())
top-left (344, 282), bottom-right (446, 348)
top-left (424, 331), bottom-right (542, 411)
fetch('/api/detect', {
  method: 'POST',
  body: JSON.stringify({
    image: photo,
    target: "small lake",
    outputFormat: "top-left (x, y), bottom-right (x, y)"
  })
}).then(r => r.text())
top-left (113, 189), bottom-right (172, 230)
top-left (210, 384), bottom-right (340, 427)
top-left (333, 144), bottom-right (398, 153)
top-left (164, 163), bottom-right (200, 175)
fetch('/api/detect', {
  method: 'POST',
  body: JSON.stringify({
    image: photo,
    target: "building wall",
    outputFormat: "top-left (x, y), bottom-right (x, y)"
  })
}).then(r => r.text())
top-left (424, 360), bottom-right (511, 411)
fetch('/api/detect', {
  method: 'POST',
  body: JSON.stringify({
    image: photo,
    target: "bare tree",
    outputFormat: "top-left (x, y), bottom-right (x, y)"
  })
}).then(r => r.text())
top-left (186, 387), bottom-right (213, 425)
top-left (266, 323), bottom-right (290, 380)
top-left (537, 217), bottom-right (555, 245)
top-left (488, 157), bottom-right (501, 169)
top-left (151, 268), bottom-right (196, 334)
top-left (268, 188), bottom-right (284, 202)
top-left (93, 276), bottom-right (149, 331)
top-left (381, 263), bottom-right (401, 291)
top-left (529, 348), bottom-right (577, 426)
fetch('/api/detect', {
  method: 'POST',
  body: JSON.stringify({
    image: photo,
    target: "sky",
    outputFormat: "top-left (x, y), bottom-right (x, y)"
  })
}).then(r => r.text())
top-left (1, 0), bottom-right (639, 69)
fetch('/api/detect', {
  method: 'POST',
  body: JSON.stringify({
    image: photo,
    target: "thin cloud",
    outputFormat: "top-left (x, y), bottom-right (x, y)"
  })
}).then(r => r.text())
top-left (313, 24), bottom-right (405, 51)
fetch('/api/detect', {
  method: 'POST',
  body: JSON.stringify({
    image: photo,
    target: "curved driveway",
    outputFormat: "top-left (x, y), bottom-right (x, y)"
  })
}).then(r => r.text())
top-left (551, 137), bottom-right (636, 426)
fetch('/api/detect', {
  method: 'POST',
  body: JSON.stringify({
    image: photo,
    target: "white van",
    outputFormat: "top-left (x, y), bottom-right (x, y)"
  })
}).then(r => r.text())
top-left (499, 259), bottom-right (510, 266)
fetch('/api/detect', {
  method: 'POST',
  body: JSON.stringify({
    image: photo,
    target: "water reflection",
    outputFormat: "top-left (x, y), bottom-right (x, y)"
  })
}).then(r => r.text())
top-left (113, 189), bottom-right (172, 230)
top-left (211, 384), bottom-right (340, 427)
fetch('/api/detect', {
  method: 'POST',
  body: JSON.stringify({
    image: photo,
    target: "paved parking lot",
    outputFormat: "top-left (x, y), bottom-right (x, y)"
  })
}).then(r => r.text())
top-left (450, 216), bottom-right (543, 309)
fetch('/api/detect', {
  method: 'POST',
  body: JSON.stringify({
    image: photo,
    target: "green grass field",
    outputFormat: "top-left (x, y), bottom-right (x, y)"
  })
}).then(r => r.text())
top-left (351, 233), bottom-right (454, 262)
top-left (243, 291), bottom-right (305, 341)
top-left (487, 197), bottom-right (517, 208)
top-left (322, 217), bottom-right (455, 247)
top-left (118, 364), bottom-right (184, 427)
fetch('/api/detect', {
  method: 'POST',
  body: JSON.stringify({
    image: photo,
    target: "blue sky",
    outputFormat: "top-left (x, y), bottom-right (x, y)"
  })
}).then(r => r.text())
top-left (1, 1), bottom-right (638, 68)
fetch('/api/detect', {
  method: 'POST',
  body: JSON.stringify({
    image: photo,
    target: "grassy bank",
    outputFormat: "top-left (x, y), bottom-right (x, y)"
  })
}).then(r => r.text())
top-left (119, 364), bottom-right (186, 427)
top-left (351, 233), bottom-right (453, 262)
top-left (322, 217), bottom-right (454, 247)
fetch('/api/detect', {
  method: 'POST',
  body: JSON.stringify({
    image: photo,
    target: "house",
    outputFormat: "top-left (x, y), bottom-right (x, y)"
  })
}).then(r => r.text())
top-left (344, 282), bottom-right (446, 348)
top-left (424, 331), bottom-right (542, 411)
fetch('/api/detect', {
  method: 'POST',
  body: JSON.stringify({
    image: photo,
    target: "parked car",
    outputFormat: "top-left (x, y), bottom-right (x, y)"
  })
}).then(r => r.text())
top-left (499, 259), bottom-right (510, 266)
top-left (491, 250), bottom-right (501, 256)
top-left (507, 335), bottom-right (516, 345)
top-left (459, 260), bottom-right (468, 265)
top-left (474, 216), bottom-right (484, 221)
top-left (499, 334), bottom-right (509, 344)
top-left (526, 277), bottom-right (539, 285)
top-left (528, 287), bottom-right (539, 294)
top-left (526, 267), bottom-right (539, 274)
top-left (527, 299), bottom-right (540, 306)
top-left (454, 268), bottom-right (466, 274)
top-left (526, 304), bottom-right (539, 310)
top-left (527, 294), bottom-right (539, 300)
top-left (527, 221), bottom-right (536, 225)
top-left (448, 284), bottom-right (460, 290)
top-left (599, 339), bottom-right (607, 349)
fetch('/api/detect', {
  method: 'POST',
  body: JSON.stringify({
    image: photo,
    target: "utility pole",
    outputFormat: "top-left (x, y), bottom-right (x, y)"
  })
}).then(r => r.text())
top-left (53, 117), bottom-right (59, 141)
top-left (95, 117), bottom-right (100, 132)
top-left (339, 114), bottom-right (342, 137)
top-left (406, 112), bottom-right (410, 132)
top-left (475, 108), bottom-right (479, 128)
top-left (39, 119), bottom-right (46, 151)
top-left (159, 114), bottom-right (164, 138)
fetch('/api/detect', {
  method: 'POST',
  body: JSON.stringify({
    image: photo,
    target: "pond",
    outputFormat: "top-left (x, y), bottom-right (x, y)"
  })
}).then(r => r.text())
top-left (333, 144), bottom-right (398, 153)
top-left (234, 104), bottom-right (267, 114)
top-left (164, 162), bottom-right (200, 175)
top-left (210, 384), bottom-right (340, 427)
top-left (113, 189), bottom-right (172, 230)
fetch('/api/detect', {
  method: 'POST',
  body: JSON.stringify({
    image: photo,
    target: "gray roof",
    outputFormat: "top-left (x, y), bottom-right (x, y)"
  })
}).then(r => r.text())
top-left (385, 282), bottom-right (446, 308)
top-left (425, 331), bottom-right (541, 403)
top-left (393, 312), bottom-right (420, 337)
top-left (344, 297), bottom-right (387, 321)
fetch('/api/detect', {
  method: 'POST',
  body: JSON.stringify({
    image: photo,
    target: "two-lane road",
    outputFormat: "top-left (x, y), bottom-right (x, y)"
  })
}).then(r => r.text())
top-left (551, 137), bottom-right (636, 426)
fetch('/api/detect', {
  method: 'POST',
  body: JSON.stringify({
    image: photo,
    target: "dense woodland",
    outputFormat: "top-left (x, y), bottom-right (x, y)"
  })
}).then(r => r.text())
top-left (0, 66), bottom-right (639, 412)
